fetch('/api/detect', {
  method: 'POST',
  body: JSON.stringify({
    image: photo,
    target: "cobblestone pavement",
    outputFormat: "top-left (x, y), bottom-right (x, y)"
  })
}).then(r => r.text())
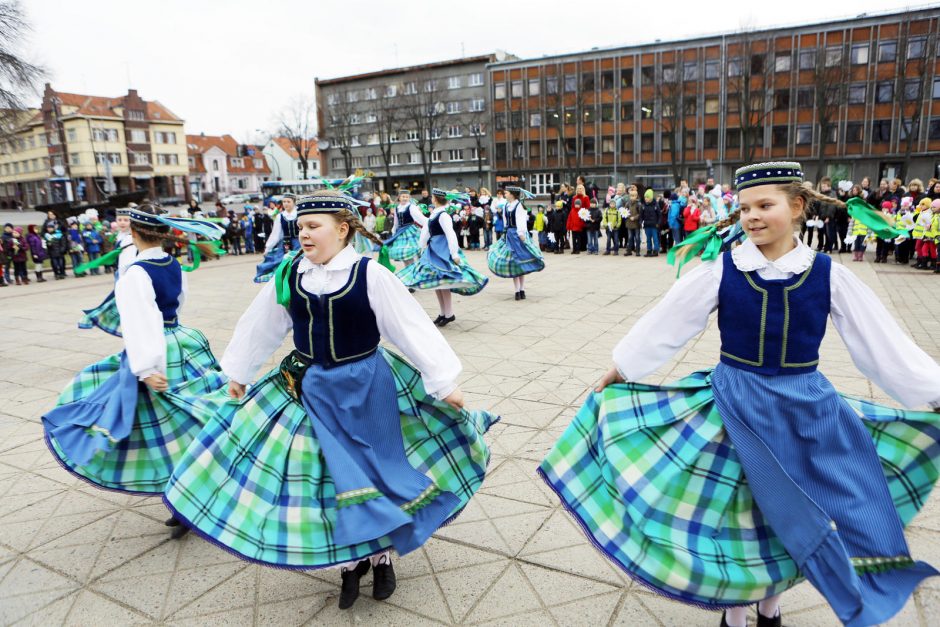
top-left (1, 248), bottom-right (939, 626)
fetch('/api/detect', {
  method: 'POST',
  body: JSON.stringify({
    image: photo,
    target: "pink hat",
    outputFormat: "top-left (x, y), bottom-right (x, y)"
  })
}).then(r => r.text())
top-left (900, 197), bottom-right (913, 208)
top-left (932, 199), bottom-right (940, 210)
top-left (881, 201), bottom-right (894, 210)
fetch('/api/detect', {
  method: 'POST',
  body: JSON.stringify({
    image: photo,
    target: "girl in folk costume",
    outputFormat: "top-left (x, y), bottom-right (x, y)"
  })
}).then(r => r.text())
top-left (42, 204), bottom-right (228, 539)
top-left (254, 193), bottom-right (300, 282)
top-left (383, 189), bottom-right (427, 267)
top-left (539, 162), bottom-right (940, 627)
top-left (78, 206), bottom-right (140, 336)
top-left (164, 190), bottom-right (497, 610)
top-left (397, 188), bottom-right (488, 327)
top-left (487, 186), bottom-right (545, 300)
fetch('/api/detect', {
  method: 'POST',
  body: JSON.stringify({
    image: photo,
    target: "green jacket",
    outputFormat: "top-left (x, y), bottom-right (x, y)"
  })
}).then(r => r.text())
top-left (601, 206), bottom-right (621, 230)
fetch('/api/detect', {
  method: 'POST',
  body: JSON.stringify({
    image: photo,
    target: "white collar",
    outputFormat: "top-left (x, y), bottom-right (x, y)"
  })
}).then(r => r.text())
top-left (136, 246), bottom-right (168, 261)
top-left (297, 245), bottom-right (359, 273)
top-left (731, 236), bottom-right (815, 273)
top-left (430, 206), bottom-right (447, 216)
top-left (281, 210), bottom-right (297, 220)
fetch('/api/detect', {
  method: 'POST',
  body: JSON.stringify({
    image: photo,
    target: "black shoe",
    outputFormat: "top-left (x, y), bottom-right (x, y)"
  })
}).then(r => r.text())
top-left (520, 290), bottom-right (526, 300)
top-left (756, 606), bottom-right (782, 627)
top-left (164, 516), bottom-right (182, 527)
top-left (514, 291), bottom-right (520, 300)
top-left (436, 315), bottom-right (455, 327)
top-left (170, 525), bottom-right (190, 540)
top-left (720, 611), bottom-right (730, 627)
top-left (339, 559), bottom-right (370, 609)
top-left (433, 315), bottom-right (444, 324)
top-left (372, 561), bottom-right (397, 600)
top-left (408, 288), bottom-right (415, 293)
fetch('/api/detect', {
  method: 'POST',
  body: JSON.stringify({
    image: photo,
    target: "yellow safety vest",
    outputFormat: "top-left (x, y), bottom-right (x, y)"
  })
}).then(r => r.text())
top-left (913, 210), bottom-right (926, 239)
top-left (928, 213), bottom-right (940, 239)
top-left (852, 219), bottom-right (869, 237)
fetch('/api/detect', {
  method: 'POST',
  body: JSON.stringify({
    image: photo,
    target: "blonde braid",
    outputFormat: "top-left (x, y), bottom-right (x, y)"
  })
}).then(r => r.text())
top-left (131, 225), bottom-right (220, 260)
top-left (713, 211), bottom-right (740, 231)
top-left (336, 208), bottom-right (385, 248)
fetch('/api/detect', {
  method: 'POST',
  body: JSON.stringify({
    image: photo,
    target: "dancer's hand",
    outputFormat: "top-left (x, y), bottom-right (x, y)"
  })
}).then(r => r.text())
top-left (443, 388), bottom-right (465, 410)
top-left (594, 366), bottom-right (624, 392)
top-left (452, 256), bottom-right (461, 265)
top-left (144, 373), bottom-right (169, 392)
top-left (229, 381), bottom-right (247, 399)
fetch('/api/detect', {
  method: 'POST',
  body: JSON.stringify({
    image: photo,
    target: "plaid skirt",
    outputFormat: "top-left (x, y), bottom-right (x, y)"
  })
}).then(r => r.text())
top-left (397, 248), bottom-right (488, 296)
top-left (385, 224), bottom-right (421, 261)
top-left (164, 348), bottom-right (498, 569)
top-left (487, 230), bottom-right (545, 278)
top-left (539, 369), bottom-right (940, 608)
top-left (43, 326), bottom-right (229, 494)
top-left (77, 290), bottom-right (122, 337)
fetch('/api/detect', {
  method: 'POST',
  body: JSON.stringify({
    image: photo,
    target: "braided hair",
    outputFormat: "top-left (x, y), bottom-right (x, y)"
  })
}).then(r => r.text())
top-left (129, 203), bottom-right (220, 260)
top-left (714, 182), bottom-right (847, 231)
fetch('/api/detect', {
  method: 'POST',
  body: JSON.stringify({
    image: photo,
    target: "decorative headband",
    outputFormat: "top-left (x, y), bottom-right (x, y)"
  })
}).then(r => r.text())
top-left (734, 162), bottom-right (803, 191)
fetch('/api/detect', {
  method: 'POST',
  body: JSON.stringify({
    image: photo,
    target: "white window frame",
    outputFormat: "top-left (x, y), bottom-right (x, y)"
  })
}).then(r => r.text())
top-left (448, 76), bottom-right (461, 89)
top-left (469, 73), bottom-right (483, 86)
top-left (448, 148), bottom-right (464, 161)
top-left (431, 150), bottom-right (442, 163)
top-left (469, 98), bottom-right (485, 112)
top-left (448, 124), bottom-right (462, 138)
top-left (447, 101), bottom-right (461, 114)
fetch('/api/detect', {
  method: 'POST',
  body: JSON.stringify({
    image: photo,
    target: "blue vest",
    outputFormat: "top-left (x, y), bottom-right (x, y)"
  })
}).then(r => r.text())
top-left (717, 250), bottom-right (830, 375)
top-left (131, 255), bottom-right (182, 327)
top-left (398, 206), bottom-right (414, 227)
top-left (505, 203), bottom-right (521, 229)
top-left (281, 214), bottom-right (299, 241)
top-left (429, 212), bottom-right (446, 237)
top-left (286, 256), bottom-right (380, 368)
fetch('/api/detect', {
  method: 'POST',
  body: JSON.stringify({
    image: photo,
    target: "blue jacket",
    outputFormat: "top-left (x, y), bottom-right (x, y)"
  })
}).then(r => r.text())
top-left (668, 197), bottom-right (687, 229)
top-left (82, 229), bottom-right (103, 253)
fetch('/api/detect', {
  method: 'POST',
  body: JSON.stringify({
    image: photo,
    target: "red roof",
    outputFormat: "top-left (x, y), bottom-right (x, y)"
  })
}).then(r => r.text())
top-left (51, 89), bottom-right (182, 122)
top-left (186, 134), bottom-right (270, 175)
top-left (271, 136), bottom-right (319, 159)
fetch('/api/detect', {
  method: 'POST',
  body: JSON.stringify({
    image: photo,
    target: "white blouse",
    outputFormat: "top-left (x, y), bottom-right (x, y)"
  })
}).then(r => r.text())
top-left (420, 207), bottom-right (460, 258)
top-left (391, 203), bottom-right (428, 231)
top-left (220, 245), bottom-right (461, 400)
top-left (264, 210), bottom-right (297, 252)
top-left (116, 232), bottom-right (137, 276)
top-left (114, 247), bottom-right (188, 380)
top-left (505, 201), bottom-right (528, 238)
top-left (613, 237), bottom-right (940, 409)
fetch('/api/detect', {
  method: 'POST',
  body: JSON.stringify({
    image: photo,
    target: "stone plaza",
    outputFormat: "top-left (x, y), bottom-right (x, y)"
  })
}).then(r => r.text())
top-left (1, 247), bottom-right (939, 626)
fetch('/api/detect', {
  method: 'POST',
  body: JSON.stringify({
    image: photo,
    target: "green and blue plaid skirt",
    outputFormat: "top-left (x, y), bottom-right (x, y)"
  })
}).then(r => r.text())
top-left (45, 326), bottom-right (229, 494)
top-left (539, 370), bottom-right (940, 608)
top-left (164, 348), bottom-right (498, 569)
top-left (487, 230), bottom-right (545, 278)
top-left (77, 290), bottom-right (122, 337)
top-left (396, 249), bottom-right (488, 296)
top-left (385, 224), bottom-right (421, 261)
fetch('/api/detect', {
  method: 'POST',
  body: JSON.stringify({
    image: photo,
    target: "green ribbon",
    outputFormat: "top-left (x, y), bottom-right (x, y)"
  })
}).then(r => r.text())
top-left (846, 197), bottom-right (907, 239)
top-left (180, 241), bottom-right (226, 272)
top-left (666, 224), bottom-right (722, 277)
top-left (73, 246), bottom-right (122, 274)
top-left (274, 249), bottom-right (303, 306)
top-left (377, 245), bottom-right (394, 272)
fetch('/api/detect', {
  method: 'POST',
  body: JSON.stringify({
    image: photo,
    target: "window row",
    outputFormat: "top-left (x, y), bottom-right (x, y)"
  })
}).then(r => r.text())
top-left (325, 73), bottom-right (486, 104)
top-left (329, 148), bottom-right (484, 169)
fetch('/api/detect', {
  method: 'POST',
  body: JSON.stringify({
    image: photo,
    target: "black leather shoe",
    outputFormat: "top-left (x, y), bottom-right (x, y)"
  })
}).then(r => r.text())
top-left (436, 315), bottom-right (456, 327)
top-left (719, 611), bottom-right (729, 627)
top-left (520, 290), bottom-right (526, 300)
top-left (164, 516), bottom-right (181, 527)
top-left (433, 315), bottom-right (444, 324)
top-left (756, 606), bottom-right (782, 627)
top-left (339, 560), bottom-right (370, 609)
top-left (514, 291), bottom-right (520, 301)
top-left (372, 561), bottom-right (397, 600)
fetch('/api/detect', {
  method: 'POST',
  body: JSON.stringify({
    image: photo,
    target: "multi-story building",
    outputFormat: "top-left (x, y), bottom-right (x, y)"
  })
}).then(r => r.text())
top-left (315, 53), bottom-right (515, 193)
top-left (261, 136), bottom-right (322, 182)
top-left (489, 7), bottom-right (940, 193)
top-left (0, 84), bottom-right (189, 208)
top-left (186, 134), bottom-right (271, 201)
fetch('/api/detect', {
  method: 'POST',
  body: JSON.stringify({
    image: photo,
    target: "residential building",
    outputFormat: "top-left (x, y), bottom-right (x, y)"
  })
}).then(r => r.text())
top-left (261, 136), bottom-right (322, 182)
top-left (488, 7), bottom-right (940, 192)
top-left (186, 133), bottom-right (271, 201)
top-left (0, 84), bottom-right (189, 208)
top-left (315, 53), bottom-right (516, 193)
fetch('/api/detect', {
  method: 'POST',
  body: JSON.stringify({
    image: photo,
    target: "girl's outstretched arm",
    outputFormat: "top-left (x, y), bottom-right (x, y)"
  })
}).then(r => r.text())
top-left (220, 279), bottom-right (292, 387)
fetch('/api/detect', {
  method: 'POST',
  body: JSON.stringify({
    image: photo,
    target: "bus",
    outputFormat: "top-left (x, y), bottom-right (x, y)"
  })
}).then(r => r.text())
top-left (260, 177), bottom-right (375, 206)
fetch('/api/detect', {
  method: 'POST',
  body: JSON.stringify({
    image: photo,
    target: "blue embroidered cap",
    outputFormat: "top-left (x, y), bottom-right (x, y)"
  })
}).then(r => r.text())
top-left (431, 188), bottom-right (448, 198)
top-left (128, 205), bottom-right (168, 227)
top-left (505, 186), bottom-right (535, 199)
top-left (734, 162), bottom-right (804, 191)
top-left (296, 193), bottom-right (355, 215)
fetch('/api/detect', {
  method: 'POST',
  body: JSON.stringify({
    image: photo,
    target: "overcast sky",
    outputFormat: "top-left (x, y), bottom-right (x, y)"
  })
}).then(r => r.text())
top-left (21, 0), bottom-right (920, 143)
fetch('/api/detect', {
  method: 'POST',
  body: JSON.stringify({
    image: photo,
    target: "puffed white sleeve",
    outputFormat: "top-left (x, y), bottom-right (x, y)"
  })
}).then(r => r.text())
top-left (219, 279), bottom-right (293, 385)
top-left (418, 222), bottom-right (431, 249)
top-left (114, 266), bottom-right (166, 380)
top-left (515, 205), bottom-right (528, 238)
top-left (264, 217), bottom-right (283, 252)
top-left (367, 262), bottom-right (461, 399)
top-left (437, 212), bottom-right (460, 258)
top-left (178, 270), bottom-right (188, 312)
top-left (830, 263), bottom-right (940, 408)
top-left (391, 208), bottom-right (400, 232)
top-left (613, 260), bottom-right (720, 382)
top-left (410, 203), bottom-right (428, 227)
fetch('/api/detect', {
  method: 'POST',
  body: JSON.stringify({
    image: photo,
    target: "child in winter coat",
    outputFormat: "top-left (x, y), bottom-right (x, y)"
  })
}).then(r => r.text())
top-left (9, 226), bottom-right (28, 284)
top-left (82, 223), bottom-right (104, 275)
top-left (26, 225), bottom-right (47, 282)
top-left (43, 223), bottom-right (69, 279)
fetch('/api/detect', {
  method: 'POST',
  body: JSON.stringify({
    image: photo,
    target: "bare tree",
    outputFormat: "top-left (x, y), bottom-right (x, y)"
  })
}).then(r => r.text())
top-left (275, 94), bottom-right (318, 179)
top-left (726, 31), bottom-right (774, 164)
top-left (326, 93), bottom-right (358, 177)
top-left (895, 24), bottom-right (935, 181)
top-left (653, 62), bottom-right (687, 187)
top-left (398, 74), bottom-right (446, 188)
top-left (461, 106), bottom-right (488, 188)
top-left (0, 1), bottom-right (45, 140)
top-left (372, 87), bottom-right (402, 188)
top-left (810, 45), bottom-right (850, 180)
